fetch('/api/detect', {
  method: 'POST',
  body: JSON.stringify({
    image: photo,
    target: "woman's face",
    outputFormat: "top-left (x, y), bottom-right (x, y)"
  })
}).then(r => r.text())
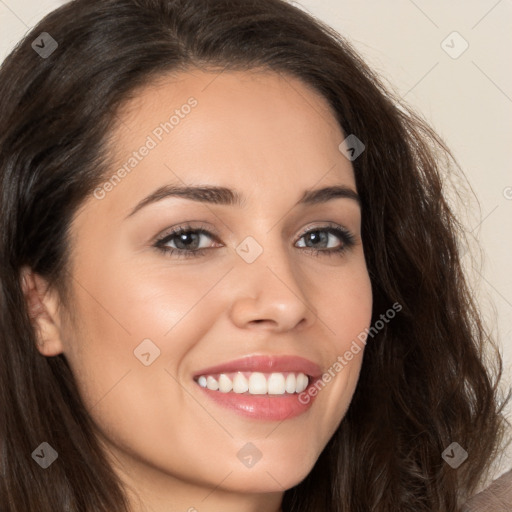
top-left (40, 69), bottom-right (372, 508)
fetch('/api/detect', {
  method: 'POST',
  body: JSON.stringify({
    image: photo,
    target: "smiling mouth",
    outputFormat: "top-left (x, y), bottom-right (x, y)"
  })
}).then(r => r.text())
top-left (194, 371), bottom-right (310, 395)
top-left (192, 355), bottom-right (322, 420)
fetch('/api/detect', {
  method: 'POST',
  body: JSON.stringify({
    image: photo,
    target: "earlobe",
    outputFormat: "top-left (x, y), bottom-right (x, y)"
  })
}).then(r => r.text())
top-left (20, 266), bottom-right (65, 357)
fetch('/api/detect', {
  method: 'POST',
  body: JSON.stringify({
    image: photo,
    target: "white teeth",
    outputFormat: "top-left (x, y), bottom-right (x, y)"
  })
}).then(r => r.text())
top-left (232, 372), bottom-right (249, 393)
top-left (218, 374), bottom-right (232, 393)
top-left (206, 376), bottom-right (219, 391)
top-left (285, 373), bottom-right (296, 393)
top-left (296, 373), bottom-right (308, 393)
top-left (248, 372), bottom-right (267, 394)
top-left (268, 373), bottom-right (286, 394)
top-left (197, 371), bottom-right (310, 395)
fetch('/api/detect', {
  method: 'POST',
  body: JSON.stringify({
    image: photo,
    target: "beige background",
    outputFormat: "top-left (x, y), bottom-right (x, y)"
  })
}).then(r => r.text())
top-left (1, 0), bottom-right (511, 484)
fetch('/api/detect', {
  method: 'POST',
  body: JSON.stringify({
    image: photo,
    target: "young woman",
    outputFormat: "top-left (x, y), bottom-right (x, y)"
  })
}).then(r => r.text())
top-left (0, 0), bottom-right (509, 511)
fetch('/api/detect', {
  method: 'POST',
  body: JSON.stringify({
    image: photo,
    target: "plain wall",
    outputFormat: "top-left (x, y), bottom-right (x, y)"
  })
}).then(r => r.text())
top-left (1, 0), bottom-right (511, 484)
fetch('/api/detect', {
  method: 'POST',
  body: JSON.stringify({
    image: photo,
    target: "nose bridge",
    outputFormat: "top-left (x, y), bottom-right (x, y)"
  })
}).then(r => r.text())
top-left (228, 231), bottom-right (317, 330)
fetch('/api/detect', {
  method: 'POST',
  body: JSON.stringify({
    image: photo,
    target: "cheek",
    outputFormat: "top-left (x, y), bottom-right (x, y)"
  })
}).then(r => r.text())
top-left (61, 255), bottom-right (235, 416)
top-left (303, 262), bottom-right (372, 434)
top-left (59, 263), bottom-right (231, 485)
top-left (315, 259), bottom-right (373, 350)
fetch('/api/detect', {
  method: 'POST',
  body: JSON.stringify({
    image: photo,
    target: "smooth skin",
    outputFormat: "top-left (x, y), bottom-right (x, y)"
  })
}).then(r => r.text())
top-left (22, 68), bottom-right (373, 512)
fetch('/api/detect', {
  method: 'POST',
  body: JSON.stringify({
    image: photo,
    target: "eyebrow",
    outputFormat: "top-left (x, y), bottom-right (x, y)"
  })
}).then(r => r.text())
top-left (125, 183), bottom-right (361, 219)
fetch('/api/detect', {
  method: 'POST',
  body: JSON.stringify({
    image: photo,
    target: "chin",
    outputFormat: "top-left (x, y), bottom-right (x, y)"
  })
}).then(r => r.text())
top-left (224, 455), bottom-right (319, 493)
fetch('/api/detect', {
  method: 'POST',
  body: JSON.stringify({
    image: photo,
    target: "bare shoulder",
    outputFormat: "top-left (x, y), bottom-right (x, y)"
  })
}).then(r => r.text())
top-left (463, 468), bottom-right (512, 511)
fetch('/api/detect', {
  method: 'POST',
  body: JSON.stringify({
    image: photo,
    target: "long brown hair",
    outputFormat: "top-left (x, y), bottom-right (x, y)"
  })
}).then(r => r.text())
top-left (0, 0), bottom-right (509, 510)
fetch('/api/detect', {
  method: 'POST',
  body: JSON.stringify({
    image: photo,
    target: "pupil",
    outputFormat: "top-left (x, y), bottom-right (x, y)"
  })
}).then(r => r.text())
top-left (307, 231), bottom-right (326, 247)
top-left (177, 232), bottom-right (198, 249)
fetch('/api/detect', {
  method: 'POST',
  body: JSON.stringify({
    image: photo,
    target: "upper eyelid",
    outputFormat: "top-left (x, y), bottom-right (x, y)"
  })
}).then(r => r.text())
top-left (155, 222), bottom-right (353, 247)
top-left (155, 223), bottom-right (219, 244)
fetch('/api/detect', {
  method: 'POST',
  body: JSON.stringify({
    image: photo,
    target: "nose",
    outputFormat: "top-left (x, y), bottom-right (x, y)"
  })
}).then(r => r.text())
top-left (227, 239), bottom-right (318, 333)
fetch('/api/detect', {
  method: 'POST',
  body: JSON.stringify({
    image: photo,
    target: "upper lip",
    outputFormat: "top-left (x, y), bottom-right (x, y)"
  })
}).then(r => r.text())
top-left (193, 354), bottom-right (323, 378)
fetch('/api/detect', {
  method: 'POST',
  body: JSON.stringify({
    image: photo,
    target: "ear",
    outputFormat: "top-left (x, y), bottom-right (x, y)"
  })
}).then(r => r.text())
top-left (20, 266), bottom-right (65, 356)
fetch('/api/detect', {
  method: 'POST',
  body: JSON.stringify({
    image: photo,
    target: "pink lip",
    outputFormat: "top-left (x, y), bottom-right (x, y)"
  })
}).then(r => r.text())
top-left (193, 355), bottom-right (323, 421)
top-left (193, 354), bottom-right (323, 378)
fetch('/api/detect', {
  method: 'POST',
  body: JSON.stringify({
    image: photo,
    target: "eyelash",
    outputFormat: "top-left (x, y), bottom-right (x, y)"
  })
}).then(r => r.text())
top-left (153, 222), bottom-right (356, 259)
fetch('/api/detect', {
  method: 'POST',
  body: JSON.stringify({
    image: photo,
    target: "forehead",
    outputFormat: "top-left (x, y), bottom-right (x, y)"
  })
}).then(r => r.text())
top-left (79, 68), bottom-right (355, 222)
top-left (115, 67), bottom-right (341, 136)
top-left (113, 68), bottom-right (346, 162)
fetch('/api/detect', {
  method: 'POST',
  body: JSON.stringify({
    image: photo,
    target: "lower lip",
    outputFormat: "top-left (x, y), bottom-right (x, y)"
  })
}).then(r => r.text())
top-left (195, 379), bottom-right (319, 421)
